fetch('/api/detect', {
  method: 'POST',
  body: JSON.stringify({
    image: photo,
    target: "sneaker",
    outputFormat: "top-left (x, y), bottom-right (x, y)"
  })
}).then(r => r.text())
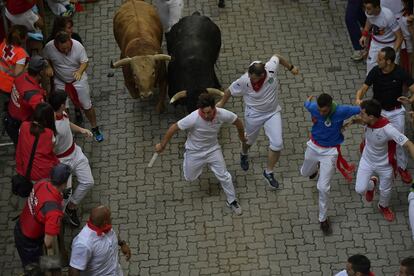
top-left (378, 205), bottom-right (395, 222)
top-left (65, 208), bottom-right (80, 227)
top-left (263, 170), bottom-right (279, 189)
top-left (365, 176), bottom-right (377, 202)
top-left (320, 218), bottom-right (332, 235)
top-left (75, 108), bottom-right (83, 125)
top-left (226, 200), bottom-right (242, 215)
top-left (398, 167), bottom-right (412, 184)
top-left (92, 127), bottom-right (104, 142)
top-left (240, 153), bottom-right (249, 171)
top-left (351, 50), bottom-right (364, 61)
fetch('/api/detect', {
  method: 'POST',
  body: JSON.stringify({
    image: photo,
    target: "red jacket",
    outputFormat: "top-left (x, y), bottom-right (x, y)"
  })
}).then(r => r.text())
top-left (8, 73), bottom-right (45, 121)
top-left (16, 121), bottom-right (59, 181)
top-left (6, 0), bottom-right (35, 15)
top-left (19, 180), bottom-right (63, 239)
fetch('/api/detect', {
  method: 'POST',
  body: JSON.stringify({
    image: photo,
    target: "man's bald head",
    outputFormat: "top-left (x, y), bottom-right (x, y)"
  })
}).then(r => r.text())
top-left (90, 205), bottom-right (111, 227)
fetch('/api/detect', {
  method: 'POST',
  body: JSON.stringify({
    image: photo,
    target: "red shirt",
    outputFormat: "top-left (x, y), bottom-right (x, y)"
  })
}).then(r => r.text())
top-left (6, 0), bottom-right (35, 15)
top-left (19, 180), bottom-right (63, 239)
top-left (8, 73), bottom-right (46, 121)
top-left (16, 122), bottom-right (59, 181)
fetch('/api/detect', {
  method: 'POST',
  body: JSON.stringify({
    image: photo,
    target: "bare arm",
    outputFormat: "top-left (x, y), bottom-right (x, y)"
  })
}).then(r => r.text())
top-left (404, 140), bottom-right (414, 160)
top-left (44, 234), bottom-right (54, 248)
top-left (155, 123), bottom-right (180, 153)
top-left (232, 118), bottom-right (247, 143)
top-left (355, 84), bottom-right (370, 105)
top-left (69, 267), bottom-right (81, 276)
top-left (360, 21), bottom-right (372, 47)
top-left (70, 122), bottom-right (93, 138)
top-left (394, 29), bottom-right (404, 52)
top-left (74, 62), bottom-right (88, 81)
top-left (216, 88), bottom-right (231, 108)
top-left (274, 54), bottom-right (299, 75)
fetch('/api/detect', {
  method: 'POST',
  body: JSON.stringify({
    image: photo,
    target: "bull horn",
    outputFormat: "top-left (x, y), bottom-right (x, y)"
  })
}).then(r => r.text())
top-left (170, 90), bottom-right (187, 104)
top-left (152, 54), bottom-right (171, 61)
top-left (111, 57), bottom-right (132, 68)
top-left (206, 88), bottom-right (224, 97)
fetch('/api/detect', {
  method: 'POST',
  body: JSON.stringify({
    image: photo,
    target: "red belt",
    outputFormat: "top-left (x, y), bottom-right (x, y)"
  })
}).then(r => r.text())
top-left (56, 143), bottom-right (75, 158)
top-left (372, 36), bottom-right (396, 44)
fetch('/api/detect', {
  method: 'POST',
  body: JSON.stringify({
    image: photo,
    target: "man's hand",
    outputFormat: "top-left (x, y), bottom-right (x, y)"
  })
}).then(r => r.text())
top-left (355, 98), bottom-right (363, 106)
top-left (73, 70), bottom-right (83, 81)
top-left (120, 243), bottom-right (131, 261)
top-left (155, 143), bottom-right (165, 154)
top-left (359, 36), bottom-right (368, 48)
top-left (398, 96), bottom-right (412, 105)
top-left (290, 66), bottom-right (299, 75)
top-left (80, 128), bottom-right (93, 138)
top-left (307, 95), bottom-right (314, 102)
top-left (45, 66), bottom-right (54, 78)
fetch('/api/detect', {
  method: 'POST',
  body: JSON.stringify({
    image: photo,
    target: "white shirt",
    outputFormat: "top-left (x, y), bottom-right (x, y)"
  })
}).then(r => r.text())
top-left (366, 7), bottom-right (400, 43)
top-left (334, 270), bottom-right (348, 276)
top-left (229, 56), bottom-right (280, 113)
top-left (54, 112), bottom-right (73, 155)
top-left (177, 107), bottom-right (237, 153)
top-left (363, 122), bottom-right (408, 167)
top-left (70, 225), bottom-right (123, 276)
top-left (381, 0), bottom-right (404, 18)
top-left (43, 39), bottom-right (88, 83)
top-left (399, 16), bottom-right (413, 52)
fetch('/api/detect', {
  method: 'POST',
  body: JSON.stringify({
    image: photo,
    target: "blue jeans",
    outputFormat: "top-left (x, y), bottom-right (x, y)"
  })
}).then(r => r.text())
top-left (345, 0), bottom-right (366, 51)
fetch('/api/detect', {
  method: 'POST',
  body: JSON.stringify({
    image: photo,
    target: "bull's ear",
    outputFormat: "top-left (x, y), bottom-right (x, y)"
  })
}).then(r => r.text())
top-left (152, 54), bottom-right (171, 61)
top-left (111, 57), bottom-right (132, 68)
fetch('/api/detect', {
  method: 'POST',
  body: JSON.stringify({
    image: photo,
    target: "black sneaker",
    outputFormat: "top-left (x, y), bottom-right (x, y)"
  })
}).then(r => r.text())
top-left (226, 200), bottom-right (242, 215)
top-left (75, 108), bottom-right (83, 125)
top-left (320, 218), bottom-right (332, 235)
top-left (240, 153), bottom-right (249, 171)
top-left (91, 126), bottom-right (104, 142)
top-left (65, 208), bottom-right (80, 228)
top-left (263, 170), bottom-right (279, 189)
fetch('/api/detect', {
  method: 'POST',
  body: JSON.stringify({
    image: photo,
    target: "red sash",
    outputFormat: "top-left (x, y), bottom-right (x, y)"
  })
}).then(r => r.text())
top-left (65, 82), bottom-right (82, 108)
top-left (310, 136), bottom-right (355, 182)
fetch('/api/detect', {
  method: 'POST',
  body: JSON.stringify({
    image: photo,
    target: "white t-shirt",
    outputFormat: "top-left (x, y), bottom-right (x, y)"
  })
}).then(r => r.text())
top-left (334, 270), bottom-right (348, 276)
top-left (367, 7), bottom-right (400, 43)
top-left (399, 16), bottom-right (413, 52)
top-left (177, 107), bottom-right (237, 153)
top-left (229, 56), bottom-right (280, 113)
top-left (363, 122), bottom-right (408, 167)
top-left (70, 225), bottom-right (123, 276)
top-left (54, 112), bottom-right (73, 155)
top-left (43, 39), bottom-right (88, 83)
top-left (381, 0), bottom-right (404, 18)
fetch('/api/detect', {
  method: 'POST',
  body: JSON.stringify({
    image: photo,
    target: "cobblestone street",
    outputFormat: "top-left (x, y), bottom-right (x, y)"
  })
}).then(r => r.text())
top-left (1, 0), bottom-right (413, 275)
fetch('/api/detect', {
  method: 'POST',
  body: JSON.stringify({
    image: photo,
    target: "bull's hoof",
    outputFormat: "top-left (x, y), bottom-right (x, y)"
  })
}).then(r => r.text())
top-left (218, 0), bottom-right (225, 8)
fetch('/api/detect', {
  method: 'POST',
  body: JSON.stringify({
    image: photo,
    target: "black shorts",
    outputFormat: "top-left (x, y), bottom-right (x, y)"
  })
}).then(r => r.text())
top-left (14, 220), bottom-right (44, 268)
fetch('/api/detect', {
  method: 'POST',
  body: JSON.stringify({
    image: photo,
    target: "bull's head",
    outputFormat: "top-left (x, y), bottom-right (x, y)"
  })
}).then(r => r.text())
top-left (111, 54), bottom-right (171, 99)
top-left (170, 88), bottom-right (225, 112)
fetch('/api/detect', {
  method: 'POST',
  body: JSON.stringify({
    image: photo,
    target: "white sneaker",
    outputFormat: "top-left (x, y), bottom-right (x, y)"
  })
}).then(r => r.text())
top-left (227, 200), bottom-right (242, 215)
top-left (351, 50), bottom-right (364, 61)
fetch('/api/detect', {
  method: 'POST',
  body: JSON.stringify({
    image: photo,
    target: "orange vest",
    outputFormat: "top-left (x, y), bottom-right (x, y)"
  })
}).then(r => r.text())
top-left (0, 40), bottom-right (28, 93)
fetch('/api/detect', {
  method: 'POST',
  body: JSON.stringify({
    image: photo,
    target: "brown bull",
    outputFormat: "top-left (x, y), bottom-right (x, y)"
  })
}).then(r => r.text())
top-left (112, 0), bottom-right (170, 113)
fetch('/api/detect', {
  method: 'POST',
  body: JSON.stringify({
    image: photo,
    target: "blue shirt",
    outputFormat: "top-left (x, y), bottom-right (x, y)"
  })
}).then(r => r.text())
top-left (304, 101), bottom-right (360, 147)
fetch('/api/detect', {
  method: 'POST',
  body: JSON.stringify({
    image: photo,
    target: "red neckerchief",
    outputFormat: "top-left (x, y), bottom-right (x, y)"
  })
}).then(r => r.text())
top-left (310, 135), bottom-right (355, 182)
top-left (54, 39), bottom-right (73, 55)
top-left (198, 107), bottom-right (217, 121)
top-left (369, 272), bottom-right (375, 276)
top-left (361, 117), bottom-right (397, 175)
top-left (87, 219), bottom-right (112, 236)
top-left (250, 72), bottom-right (267, 92)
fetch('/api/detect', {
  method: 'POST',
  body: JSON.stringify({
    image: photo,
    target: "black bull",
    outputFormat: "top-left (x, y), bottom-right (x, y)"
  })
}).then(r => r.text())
top-left (167, 12), bottom-right (222, 112)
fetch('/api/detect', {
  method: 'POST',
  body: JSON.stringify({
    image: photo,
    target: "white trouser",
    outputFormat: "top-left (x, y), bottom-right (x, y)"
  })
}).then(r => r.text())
top-left (59, 145), bottom-right (94, 205)
top-left (300, 141), bottom-right (338, 222)
top-left (244, 107), bottom-right (283, 151)
top-left (55, 75), bottom-right (92, 110)
top-left (183, 148), bottom-right (236, 203)
top-left (409, 191), bottom-right (414, 240)
top-left (355, 156), bottom-right (394, 207)
top-left (382, 107), bottom-right (408, 170)
top-left (45, 0), bottom-right (70, 15)
top-left (367, 40), bottom-right (400, 74)
top-left (153, 0), bottom-right (183, 32)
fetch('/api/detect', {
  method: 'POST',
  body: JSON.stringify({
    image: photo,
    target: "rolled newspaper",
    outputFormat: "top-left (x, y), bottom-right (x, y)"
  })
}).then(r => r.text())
top-left (147, 153), bottom-right (159, 167)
